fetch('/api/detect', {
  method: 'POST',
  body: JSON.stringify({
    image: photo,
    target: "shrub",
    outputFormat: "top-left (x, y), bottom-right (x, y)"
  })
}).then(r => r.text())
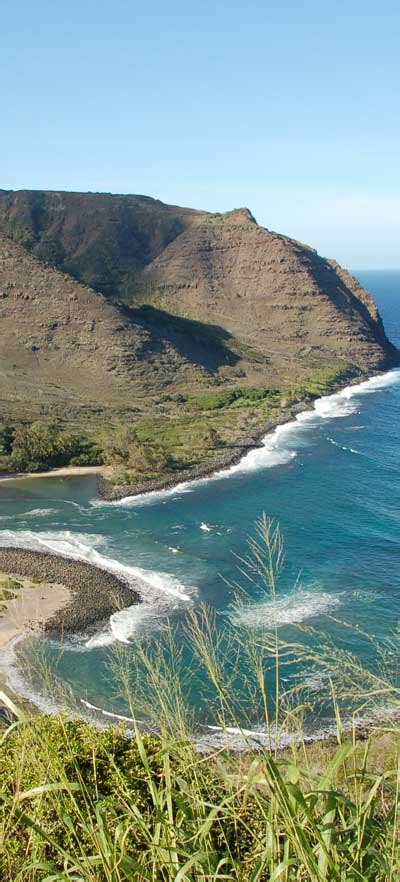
top-left (0, 423), bottom-right (15, 456)
top-left (192, 387), bottom-right (282, 411)
top-left (103, 425), bottom-right (171, 476)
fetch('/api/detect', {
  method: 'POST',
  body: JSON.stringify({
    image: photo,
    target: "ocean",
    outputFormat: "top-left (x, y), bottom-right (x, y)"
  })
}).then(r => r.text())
top-left (1, 270), bottom-right (399, 746)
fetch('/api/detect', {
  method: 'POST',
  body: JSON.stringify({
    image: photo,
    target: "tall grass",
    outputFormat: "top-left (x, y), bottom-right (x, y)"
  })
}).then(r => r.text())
top-left (1, 517), bottom-right (399, 880)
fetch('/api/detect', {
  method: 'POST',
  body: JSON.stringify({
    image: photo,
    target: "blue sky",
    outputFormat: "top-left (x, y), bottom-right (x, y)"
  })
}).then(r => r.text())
top-left (1, 1), bottom-right (399, 267)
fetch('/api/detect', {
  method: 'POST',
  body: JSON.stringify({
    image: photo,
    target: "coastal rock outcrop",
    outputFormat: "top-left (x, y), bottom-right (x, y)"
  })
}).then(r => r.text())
top-left (0, 548), bottom-right (138, 632)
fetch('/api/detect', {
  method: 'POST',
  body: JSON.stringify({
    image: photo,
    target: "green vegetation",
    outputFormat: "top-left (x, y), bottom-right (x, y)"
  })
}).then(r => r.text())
top-left (289, 363), bottom-right (355, 399)
top-left (2, 707), bottom-right (397, 882)
top-left (188, 387), bottom-right (282, 411)
top-left (0, 519), bottom-right (399, 880)
top-left (0, 576), bottom-right (22, 610)
top-left (101, 425), bottom-right (174, 482)
top-left (0, 576), bottom-right (22, 592)
top-left (0, 365), bottom-right (361, 486)
top-left (0, 422), bottom-right (103, 473)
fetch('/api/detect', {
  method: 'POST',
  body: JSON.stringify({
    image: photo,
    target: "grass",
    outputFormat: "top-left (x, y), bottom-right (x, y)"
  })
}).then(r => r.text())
top-left (0, 518), bottom-right (399, 880)
top-left (99, 361), bottom-right (361, 486)
top-left (1, 709), bottom-right (398, 881)
top-left (186, 388), bottom-right (283, 412)
top-left (0, 576), bottom-right (22, 611)
top-left (103, 390), bottom-right (287, 484)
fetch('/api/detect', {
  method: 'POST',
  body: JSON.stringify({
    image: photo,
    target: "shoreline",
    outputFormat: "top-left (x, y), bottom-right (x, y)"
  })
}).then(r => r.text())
top-left (96, 398), bottom-right (332, 501)
top-left (96, 365), bottom-right (393, 502)
top-left (0, 571), bottom-right (71, 651)
top-left (1, 363), bottom-right (399, 740)
top-left (0, 465), bottom-right (105, 484)
top-left (0, 551), bottom-right (143, 718)
top-left (0, 549), bottom-right (139, 635)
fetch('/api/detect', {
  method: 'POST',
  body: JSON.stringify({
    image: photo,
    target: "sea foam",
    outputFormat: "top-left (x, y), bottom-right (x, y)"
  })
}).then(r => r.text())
top-left (230, 588), bottom-right (341, 629)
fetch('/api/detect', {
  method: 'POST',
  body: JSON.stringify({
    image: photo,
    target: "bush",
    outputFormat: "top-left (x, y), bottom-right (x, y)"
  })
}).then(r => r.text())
top-left (0, 423), bottom-right (15, 456)
top-left (103, 425), bottom-right (171, 476)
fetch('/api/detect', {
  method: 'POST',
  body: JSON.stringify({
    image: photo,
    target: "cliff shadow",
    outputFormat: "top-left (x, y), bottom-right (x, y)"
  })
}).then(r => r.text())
top-left (122, 304), bottom-right (241, 371)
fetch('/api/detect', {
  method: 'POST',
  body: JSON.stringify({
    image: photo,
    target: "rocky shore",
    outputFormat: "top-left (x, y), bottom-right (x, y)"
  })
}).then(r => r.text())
top-left (0, 549), bottom-right (139, 633)
top-left (96, 367), bottom-right (393, 502)
top-left (97, 399), bottom-right (316, 501)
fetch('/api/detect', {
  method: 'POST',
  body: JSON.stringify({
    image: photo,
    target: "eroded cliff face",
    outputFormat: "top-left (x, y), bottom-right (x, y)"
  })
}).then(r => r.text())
top-left (141, 209), bottom-right (397, 374)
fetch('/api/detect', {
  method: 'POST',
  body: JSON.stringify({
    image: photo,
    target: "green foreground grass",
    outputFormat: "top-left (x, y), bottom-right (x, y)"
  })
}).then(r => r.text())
top-left (1, 707), bottom-right (399, 882)
top-left (1, 519), bottom-right (398, 880)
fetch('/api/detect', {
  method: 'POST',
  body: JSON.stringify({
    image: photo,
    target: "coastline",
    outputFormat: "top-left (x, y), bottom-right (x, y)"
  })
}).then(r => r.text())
top-left (0, 551), bottom-right (143, 718)
top-left (97, 398), bottom-right (322, 501)
top-left (0, 571), bottom-right (71, 651)
top-left (1, 363), bottom-right (399, 739)
top-left (96, 366), bottom-right (392, 502)
top-left (0, 366), bottom-right (395, 503)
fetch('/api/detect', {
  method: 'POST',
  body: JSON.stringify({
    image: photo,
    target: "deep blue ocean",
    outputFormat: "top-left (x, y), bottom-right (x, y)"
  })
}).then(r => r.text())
top-left (1, 270), bottom-right (399, 745)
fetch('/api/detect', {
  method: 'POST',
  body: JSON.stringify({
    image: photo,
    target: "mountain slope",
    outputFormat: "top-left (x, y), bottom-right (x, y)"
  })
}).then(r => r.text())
top-left (0, 234), bottom-right (227, 426)
top-left (0, 190), bottom-right (396, 383)
top-left (141, 208), bottom-right (396, 374)
top-left (0, 189), bottom-right (205, 298)
top-left (0, 190), bottom-right (397, 485)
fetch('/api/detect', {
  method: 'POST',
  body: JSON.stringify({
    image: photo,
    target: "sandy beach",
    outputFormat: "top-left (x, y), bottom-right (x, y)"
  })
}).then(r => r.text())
top-left (0, 465), bottom-right (105, 484)
top-left (0, 571), bottom-right (71, 649)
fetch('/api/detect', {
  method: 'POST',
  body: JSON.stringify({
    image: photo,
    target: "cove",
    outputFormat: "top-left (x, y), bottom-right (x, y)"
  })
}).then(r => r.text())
top-left (1, 271), bottom-right (399, 748)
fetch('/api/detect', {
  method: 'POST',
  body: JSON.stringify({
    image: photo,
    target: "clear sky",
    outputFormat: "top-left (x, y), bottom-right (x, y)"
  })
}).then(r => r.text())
top-left (1, 1), bottom-right (399, 268)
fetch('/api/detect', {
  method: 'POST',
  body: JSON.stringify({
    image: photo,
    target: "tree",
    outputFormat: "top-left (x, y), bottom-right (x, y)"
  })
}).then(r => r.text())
top-left (0, 424), bottom-right (15, 456)
top-left (10, 423), bottom-right (60, 471)
top-left (102, 426), bottom-right (139, 465)
top-left (127, 440), bottom-right (169, 474)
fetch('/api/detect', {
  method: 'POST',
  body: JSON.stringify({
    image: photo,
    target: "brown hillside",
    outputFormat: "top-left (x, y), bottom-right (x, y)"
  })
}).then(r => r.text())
top-left (0, 234), bottom-right (228, 426)
top-left (0, 190), bottom-right (396, 378)
top-left (0, 191), bottom-right (398, 484)
top-left (0, 190), bottom-right (396, 381)
top-left (0, 190), bottom-right (205, 298)
top-left (141, 209), bottom-right (397, 374)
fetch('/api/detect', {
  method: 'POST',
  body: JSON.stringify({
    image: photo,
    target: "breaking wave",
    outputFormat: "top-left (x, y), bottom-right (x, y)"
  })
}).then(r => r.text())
top-left (0, 529), bottom-right (196, 646)
top-left (326, 437), bottom-right (361, 454)
top-left (230, 589), bottom-right (341, 629)
top-left (19, 508), bottom-right (60, 518)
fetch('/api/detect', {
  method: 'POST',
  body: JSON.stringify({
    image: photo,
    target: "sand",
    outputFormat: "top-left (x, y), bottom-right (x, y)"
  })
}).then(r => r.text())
top-left (0, 572), bottom-right (71, 649)
top-left (0, 465), bottom-right (105, 483)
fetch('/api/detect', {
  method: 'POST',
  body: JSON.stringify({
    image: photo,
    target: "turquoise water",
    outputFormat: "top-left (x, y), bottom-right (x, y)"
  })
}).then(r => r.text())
top-left (1, 270), bottom-right (399, 743)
